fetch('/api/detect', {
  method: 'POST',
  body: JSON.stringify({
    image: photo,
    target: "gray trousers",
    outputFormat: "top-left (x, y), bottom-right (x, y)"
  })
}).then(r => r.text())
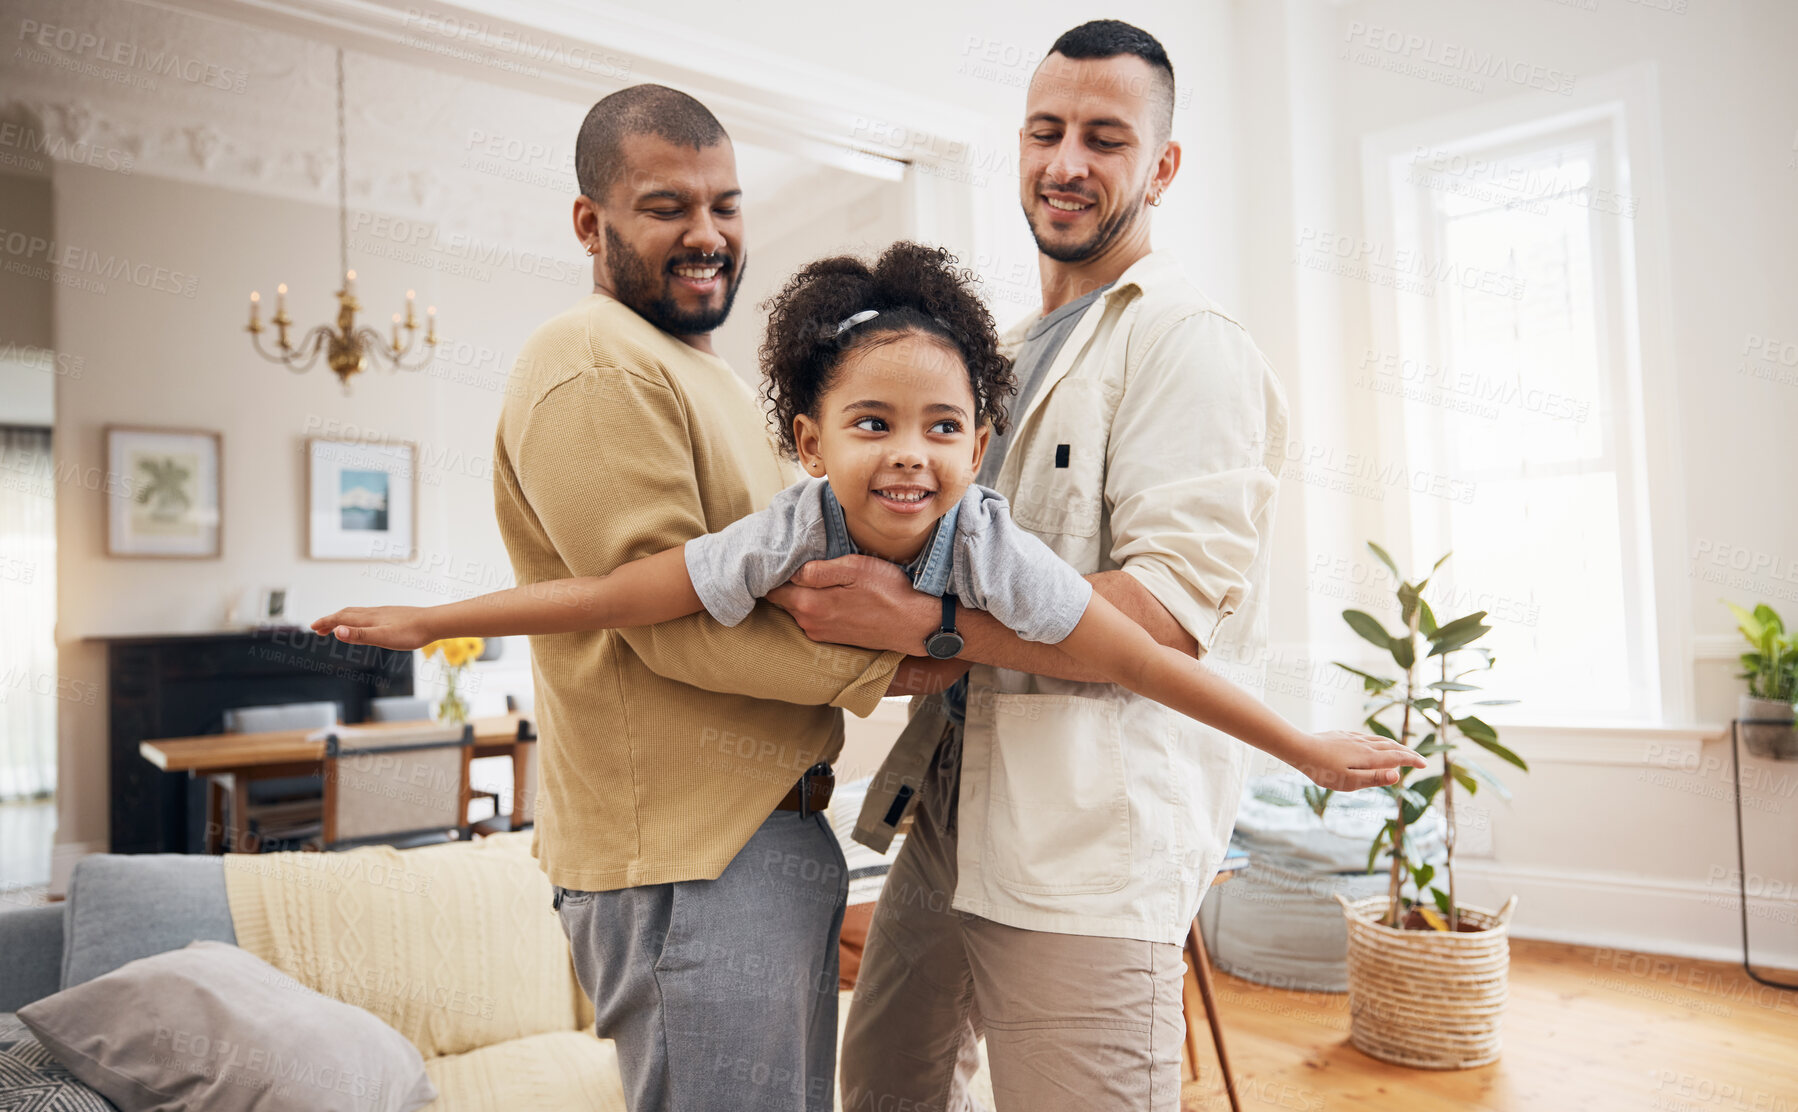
top-left (555, 810), bottom-right (847, 1112)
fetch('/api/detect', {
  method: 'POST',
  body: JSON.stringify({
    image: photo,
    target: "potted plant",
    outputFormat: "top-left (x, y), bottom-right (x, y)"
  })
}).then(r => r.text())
top-left (1726, 602), bottom-right (1798, 760)
top-left (1327, 543), bottom-right (1529, 1070)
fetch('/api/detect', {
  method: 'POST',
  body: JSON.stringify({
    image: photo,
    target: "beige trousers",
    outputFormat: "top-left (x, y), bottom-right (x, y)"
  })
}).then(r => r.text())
top-left (840, 727), bottom-right (1186, 1112)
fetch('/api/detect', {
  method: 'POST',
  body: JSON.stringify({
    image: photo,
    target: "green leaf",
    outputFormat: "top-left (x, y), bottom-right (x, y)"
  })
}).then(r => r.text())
top-left (1335, 663), bottom-right (1397, 694)
top-left (1399, 581), bottom-right (1422, 630)
top-left (1367, 718), bottom-right (1399, 742)
top-left (1430, 681), bottom-right (1480, 691)
top-left (1410, 862), bottom-right (1435, 890)
top-left (1303, 785), bottom-right (1335, 818)
top-left (1367, 541), bottom-right (1401, 580)
top-left (1431, 551), bottom-right (1453, 574)
top-left (1454, 715), bottom-right (1496, 743)
top-left (1391, 635), bottom-right (1416, 670)
top-left (1419, 598), bottom-right (1439, 637)
top-left (1429, 612), bottom-right (1491, 656)
top-left (1728, 601), bottom-right (1767, 644)
top-left (1366, 823), bottom-right (1391, 874)
top-left (1409, 774), bottom-right (1443, 806)
top-left (1415, 739), bottom-right (1450, 756)
top-left (1461, 724), bottom-right (1529, 771)
top-left (1413, 696), bottom-right (1440, 711)
top-left (1457, 757), bottom-right (1512, 800)
top-left (1344, 610), bottom-right (1392, 650)
top-left (1431, 887), bottom-right (1455, 918)
top-left (1450, 764), bottom-right (1479, 795)
top-left (1754, 603), bottom-right (1784, 637)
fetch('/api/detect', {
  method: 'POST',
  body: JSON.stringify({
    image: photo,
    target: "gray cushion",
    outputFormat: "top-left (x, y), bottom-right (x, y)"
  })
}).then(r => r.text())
top-left (0, 1011), bottom-right (116, 1110)
top-left (368, 696), bottom-right (433, 722)
top-left (62, 855), bottom-right (234, 990)
top-left (221, 701), bottom-right (337, 733)
top-left (19, 941), bottom-right (436, 1112)
top-left (0, 903), bottom-right (66, 1012)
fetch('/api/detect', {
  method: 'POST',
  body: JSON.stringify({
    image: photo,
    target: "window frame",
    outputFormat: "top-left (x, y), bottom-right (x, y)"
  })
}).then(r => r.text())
top-left (1359, 63), bottom-right (1692, 727)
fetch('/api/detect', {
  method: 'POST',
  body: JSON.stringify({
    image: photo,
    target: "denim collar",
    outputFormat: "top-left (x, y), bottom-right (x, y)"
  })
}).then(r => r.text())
top-left (819, 480), bottom-right (959, 597)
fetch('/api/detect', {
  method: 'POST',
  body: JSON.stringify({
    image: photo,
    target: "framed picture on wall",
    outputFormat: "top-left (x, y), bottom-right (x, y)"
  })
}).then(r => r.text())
top-left (105, 425), bottom-right (222, 558)
top-left (306, 437), bottom-right (417, 560)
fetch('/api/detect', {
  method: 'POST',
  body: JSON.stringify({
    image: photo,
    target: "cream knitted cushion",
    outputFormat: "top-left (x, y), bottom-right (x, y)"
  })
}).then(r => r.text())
top-left (421, 1031), bottom-right (624, 1112)
top-left (224, 835), bottom-right (590, 1060)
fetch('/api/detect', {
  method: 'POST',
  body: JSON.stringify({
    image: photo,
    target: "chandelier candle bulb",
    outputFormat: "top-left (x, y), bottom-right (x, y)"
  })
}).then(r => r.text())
top-left (239, 47), bottom-right (439, 390)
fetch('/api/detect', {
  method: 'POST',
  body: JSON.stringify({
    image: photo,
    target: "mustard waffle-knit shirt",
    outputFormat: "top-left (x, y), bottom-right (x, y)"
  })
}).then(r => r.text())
top-left (493, 292), bottom-right (903, 892)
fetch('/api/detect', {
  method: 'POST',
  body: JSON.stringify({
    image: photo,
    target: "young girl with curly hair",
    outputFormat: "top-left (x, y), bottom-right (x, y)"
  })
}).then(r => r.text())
top-left (312, 242), bottom-right (1419, 791)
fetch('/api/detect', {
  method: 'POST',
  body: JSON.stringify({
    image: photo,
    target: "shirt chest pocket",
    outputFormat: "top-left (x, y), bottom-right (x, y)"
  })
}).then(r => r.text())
top-left (1006, 380), bottom-right (1109, 540)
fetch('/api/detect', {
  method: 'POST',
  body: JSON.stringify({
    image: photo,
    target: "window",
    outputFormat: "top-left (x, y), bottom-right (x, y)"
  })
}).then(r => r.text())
top-left (1365, 86), bottom-right (1676, 723)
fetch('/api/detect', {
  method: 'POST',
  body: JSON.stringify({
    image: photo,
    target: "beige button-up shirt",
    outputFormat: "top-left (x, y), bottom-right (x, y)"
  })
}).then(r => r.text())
top-left (855, 249), bottom-right (1290, 944)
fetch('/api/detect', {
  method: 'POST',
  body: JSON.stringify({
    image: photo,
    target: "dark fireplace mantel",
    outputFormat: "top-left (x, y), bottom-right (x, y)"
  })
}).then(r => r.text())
top-left (91, 626), bottom-right (414, 854)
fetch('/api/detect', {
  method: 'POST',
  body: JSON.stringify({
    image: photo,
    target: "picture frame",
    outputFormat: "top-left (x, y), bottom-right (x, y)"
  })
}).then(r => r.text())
top-left (105, 425), bottom-right (222, 558)
top-left (258, 585), bottom-right (292, 623)
top-left (306, 437), bottom-right (417, 561)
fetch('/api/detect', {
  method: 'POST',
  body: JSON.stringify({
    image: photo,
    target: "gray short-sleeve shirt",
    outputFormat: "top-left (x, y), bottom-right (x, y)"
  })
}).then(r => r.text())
top-left (683, 476), bottom-right (1093, 645)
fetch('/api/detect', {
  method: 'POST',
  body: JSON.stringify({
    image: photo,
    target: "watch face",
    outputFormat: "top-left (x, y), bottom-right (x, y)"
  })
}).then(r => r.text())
top-left (925, 630), bottom-right (964, 660)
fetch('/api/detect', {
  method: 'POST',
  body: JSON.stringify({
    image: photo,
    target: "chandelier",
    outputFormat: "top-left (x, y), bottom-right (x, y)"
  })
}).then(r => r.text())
top-left (245, 47), bottom-right (438, 393)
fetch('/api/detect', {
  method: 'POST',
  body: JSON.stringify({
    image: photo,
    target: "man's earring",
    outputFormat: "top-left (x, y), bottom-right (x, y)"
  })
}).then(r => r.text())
top-left (584, 242), bottom-right (597, 256)
top-left (1149, 191), bottom-right (1163, 207)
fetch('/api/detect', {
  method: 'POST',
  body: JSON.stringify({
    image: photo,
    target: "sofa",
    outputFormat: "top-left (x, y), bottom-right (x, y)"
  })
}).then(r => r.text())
top-left (0, 830), bottom-right (994, 1110)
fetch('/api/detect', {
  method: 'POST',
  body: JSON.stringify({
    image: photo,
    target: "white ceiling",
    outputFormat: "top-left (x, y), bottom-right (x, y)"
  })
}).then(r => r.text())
top-left (0, 0), bottom-right (854, 253)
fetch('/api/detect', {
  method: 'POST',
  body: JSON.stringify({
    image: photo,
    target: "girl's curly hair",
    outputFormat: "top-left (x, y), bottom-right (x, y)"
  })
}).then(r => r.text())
top-left (757, 241), bottom-right (1017, 460)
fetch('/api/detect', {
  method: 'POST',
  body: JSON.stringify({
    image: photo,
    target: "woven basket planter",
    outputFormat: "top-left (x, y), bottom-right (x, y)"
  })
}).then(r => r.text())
top-left (1335, 893), bottom-right (1519, 1069)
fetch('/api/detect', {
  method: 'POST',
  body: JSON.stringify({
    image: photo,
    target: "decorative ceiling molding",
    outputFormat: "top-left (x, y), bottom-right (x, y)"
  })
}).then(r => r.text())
top-left (0, 0), bottom-right (937, 255)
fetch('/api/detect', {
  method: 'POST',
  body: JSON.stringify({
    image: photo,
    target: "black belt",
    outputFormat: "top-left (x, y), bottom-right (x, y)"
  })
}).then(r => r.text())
top-left (774, 762), bottom-right (833, 818)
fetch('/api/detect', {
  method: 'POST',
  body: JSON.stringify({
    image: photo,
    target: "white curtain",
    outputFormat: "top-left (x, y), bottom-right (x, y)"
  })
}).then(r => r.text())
top-left (0, 425), bottom-right (56, 800)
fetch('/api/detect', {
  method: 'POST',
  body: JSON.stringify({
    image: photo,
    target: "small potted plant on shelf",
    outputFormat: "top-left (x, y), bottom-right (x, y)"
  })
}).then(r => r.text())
top-left (1727, 601), bottom-right (1798, 760)
top-left (1328, 543), bottom-right (1529, 1070)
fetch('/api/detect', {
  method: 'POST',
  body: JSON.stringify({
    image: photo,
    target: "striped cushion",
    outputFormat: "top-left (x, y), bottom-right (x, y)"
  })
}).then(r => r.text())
top-left (0, 1012), bottom-right (114, 1111)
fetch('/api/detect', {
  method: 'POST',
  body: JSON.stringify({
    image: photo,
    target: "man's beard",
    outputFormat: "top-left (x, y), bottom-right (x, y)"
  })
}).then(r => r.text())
top-left (602, 224), bottom-right (743, 335)
top-left (1023, 182), bottom-right (1147, 264)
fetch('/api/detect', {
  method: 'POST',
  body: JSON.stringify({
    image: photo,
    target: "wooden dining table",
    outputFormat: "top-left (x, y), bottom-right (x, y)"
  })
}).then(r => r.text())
top-left (139, 713), bottom-right (536, 853)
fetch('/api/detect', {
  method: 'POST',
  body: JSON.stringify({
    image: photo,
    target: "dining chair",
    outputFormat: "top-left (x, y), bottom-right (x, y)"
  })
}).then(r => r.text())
top-left (506, 692), bottom-right (538, 830)
top-left (217, 700), bottom-right (337, 852)
top-left (309, 721), bottom-right (474, 851)
top-left (368, 695), bottom-right (435, 722)
top-left (372, 695), bottom-right (505, 823)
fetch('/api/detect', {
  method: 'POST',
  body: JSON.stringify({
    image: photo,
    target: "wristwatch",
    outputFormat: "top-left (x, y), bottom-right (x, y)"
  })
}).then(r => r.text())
top-left (923, 593), bottom-right (963, 659)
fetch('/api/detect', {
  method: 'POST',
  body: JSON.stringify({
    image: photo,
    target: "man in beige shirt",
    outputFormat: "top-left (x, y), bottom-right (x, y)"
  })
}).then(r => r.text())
top-left (492, 86), bottom-right (963, 1111)
top-left (769, 21), bottom-right (1289, 1111)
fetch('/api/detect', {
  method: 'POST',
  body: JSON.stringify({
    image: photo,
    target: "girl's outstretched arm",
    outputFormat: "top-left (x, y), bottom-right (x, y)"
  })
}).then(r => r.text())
top-left (1055, 591), bottom-right (1427, 792)
top-left (309, 544), bottom-right (705, 650)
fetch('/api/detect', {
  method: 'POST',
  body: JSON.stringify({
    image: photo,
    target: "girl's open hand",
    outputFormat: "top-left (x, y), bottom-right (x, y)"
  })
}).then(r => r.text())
top-left (1290, 730), bottom-right (1428, 791)
top-left (309, 606), bottom-right (434, 651)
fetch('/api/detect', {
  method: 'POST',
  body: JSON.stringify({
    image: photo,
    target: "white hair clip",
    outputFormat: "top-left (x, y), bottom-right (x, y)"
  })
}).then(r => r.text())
top-left (833, 309), bottom-right (880, 336)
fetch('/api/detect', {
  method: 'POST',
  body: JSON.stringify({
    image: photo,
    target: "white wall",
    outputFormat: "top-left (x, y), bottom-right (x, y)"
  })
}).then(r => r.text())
top-left (1233, 0), bottom-right (1798, 965)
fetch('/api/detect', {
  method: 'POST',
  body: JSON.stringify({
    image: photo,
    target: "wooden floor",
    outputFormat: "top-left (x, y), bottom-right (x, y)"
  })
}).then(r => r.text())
top-left (1182, 938), bottom-right (1798, 1111)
